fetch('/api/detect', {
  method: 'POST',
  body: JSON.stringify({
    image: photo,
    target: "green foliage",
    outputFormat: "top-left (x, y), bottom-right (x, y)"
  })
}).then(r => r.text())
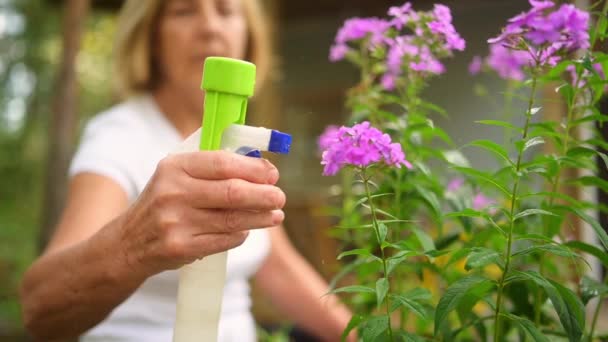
top-left (0, 0), bottom-right (117, 333)
top-left (325, 2), bottom-right (608, 341)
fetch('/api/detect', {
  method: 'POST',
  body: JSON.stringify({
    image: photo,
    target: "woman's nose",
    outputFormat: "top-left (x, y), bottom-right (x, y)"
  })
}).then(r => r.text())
top-left (194, 3), bottom-right (222, 36)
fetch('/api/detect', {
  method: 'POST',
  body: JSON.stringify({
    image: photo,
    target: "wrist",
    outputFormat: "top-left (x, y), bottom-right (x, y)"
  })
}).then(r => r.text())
top-left (92, 214), bottom-right (152, 286)
top-left (318, 295), bottom-right (353, 341)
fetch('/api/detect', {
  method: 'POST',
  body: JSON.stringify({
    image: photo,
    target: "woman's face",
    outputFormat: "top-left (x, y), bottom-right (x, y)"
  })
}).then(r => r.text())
top-left (155, 0), bottom-right (248, 98)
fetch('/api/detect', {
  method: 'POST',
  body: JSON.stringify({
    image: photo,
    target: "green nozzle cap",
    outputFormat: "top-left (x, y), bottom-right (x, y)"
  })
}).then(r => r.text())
top-left (199, 57), bottom-right (256, 151)
top-left (201, 57), bottom-right (256, 97)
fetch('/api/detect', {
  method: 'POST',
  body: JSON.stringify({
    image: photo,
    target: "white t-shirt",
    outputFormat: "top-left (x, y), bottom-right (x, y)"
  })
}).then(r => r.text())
top-left (70, 95), bottom-right (271, 342)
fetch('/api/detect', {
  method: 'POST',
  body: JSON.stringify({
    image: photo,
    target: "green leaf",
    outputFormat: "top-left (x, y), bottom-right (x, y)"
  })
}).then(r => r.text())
top-left (451, 166), bottom-right (511, 197)
top-left (575, 113), bottom-right (608, 127)
top-left (569, 176), bottom-right (608, 194)
top-left (445, 208), bottom-right (485, 219)
top-left (504, 282), bottom-right (537, 324)
top-left (545, 61), bottom-right (573, 79)
top-left (376, 278), bottom-right (389, 309)
top-left (419, 100), bottom-right (447, 116)
top-left (519, 191), bottom-right (580, 206)
top-left (330, 285), bottom-right (375, 295)
top-left (445, 209), bottom-right (507, 236)
top-left (509, 270), bottom-right (584, 342)
top-left (328, 260), bottom-right (364, 291)
top-left (528, 107), bottom-right (541, 116)
top-left (378, 219), bottom-right (414, 225)
top-left (465, 248), bottom-right (503, 271)
top-left (386, 251), bottom-right (417, 275)
top-left (435, 231), bottom-right (461, 250)
top-left (567, 146), bottom-right (597, 159)
top-left (476, 119), bottom-right (523, 133)
top-left (564, 207), bottom-right (608, 251)
top-left (394, 331), bottom-right (426, 342)
top-left (361, 316), bottom-right (389, 342)
top-left (337, 248), bottom-right (381, 262)
top-left (374, 208), bottom-right (399, 220)
top-left (523, 136), bottom-right (545, 152)
top-left (447, 247), bottom-right (473, 267)
top-left (564, 240), bottom-right (608, 268)
top-left (503, 313), bottom-right (549, 342)
top-left (549, 280), bottom-right (585, 342)
top-left (341, 315), bottom-right (364, 342)
top-left (377, 222), bottom-right (388, 244)
top-left (353, 193), bottom-right (394, 208)
top-left (468, 139), bottom-right (513, 165)
top-left (598, 151), bottom-right (608, 170)
top-left (390, 294), bottom-right (428, 319)
top-left (404, 287), bottom-right (432, 301)
top-left (412, 227), bottom-right (435, 252)
top-left (434, 275), bottom-right (493, 335)
top-left (514, 233), bottom-right (554, 243)
top-left (336, 219), bottom-right (412, 229)
top-left (580, 275), bottom-right (608, 305)
top-left (425, 249), bottom-right (451, 258)
top-left (557, 82), bottom-right (575, 105)
top-left (414, 185), bottom-right (441, 218)
top-left (594, 15), bottom-right (608, 43)
top-left (511, 244), bottom-right (579, 259)
top-left (513, 208), bottom-right (558, 221)
top-left (558, 156), bottom-right (591, 169)
top-left (361, 202), bottom-right (399, 220)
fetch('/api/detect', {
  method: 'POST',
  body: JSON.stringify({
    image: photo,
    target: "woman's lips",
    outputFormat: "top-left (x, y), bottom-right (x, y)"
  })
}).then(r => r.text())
top-left (194, 52), bottom-right (227, 61)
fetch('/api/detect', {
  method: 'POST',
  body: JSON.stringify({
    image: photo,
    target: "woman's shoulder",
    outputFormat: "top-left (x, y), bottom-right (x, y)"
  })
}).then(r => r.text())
top-left (70, 95), bottom-right (161, 200)
top-left (84, 95), bottom-right (154, 137)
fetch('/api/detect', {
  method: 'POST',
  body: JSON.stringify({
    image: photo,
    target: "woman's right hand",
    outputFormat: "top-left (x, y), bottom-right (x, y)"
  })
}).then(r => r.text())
top-left (117, 150), bottom-right (286, 277)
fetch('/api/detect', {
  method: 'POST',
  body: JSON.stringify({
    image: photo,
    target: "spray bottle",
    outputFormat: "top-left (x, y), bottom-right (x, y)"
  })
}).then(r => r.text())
top-left (171, 57), bottom-right (291, 342)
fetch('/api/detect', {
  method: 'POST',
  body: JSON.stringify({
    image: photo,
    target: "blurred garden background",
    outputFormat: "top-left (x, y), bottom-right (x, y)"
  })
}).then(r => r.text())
top-left (1, 0), bottom-right (606, 340)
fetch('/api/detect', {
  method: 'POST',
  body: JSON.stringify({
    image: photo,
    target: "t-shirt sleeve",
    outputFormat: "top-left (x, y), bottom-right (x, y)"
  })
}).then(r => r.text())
top-left (68, 114), bottom-right (138, 200)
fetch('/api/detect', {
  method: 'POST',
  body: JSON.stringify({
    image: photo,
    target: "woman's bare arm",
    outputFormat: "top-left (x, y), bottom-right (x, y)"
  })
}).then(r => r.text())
top-left (20, 152), bottom-right (286, 341)
top-left (20, 175), bottom-right (145, 340)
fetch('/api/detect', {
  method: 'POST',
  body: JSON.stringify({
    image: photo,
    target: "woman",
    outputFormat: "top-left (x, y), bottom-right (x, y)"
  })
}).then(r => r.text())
top-left (19, 0), bottom-right (354, 341)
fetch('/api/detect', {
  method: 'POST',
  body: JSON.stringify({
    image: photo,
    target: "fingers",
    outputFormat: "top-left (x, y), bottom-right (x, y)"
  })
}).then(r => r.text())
top-left (188, 178), bottom-right (286, 210)
top-left (188, 209), bottom-right (284, 234)
top-left (162, 231), bottom-right (251, 264)
top-left (191, 231), bottom-right (250, 257)
top-left (179, 151), bottom-right (280, 185)
top-left (156, 209), bottom-right (283, 265)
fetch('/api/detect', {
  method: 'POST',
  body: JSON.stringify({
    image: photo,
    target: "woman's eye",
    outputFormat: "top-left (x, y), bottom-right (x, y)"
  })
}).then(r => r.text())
top-left (167, 4), bottom-right (196, 17)
top-left (217, 1), bottom-right (239, 16)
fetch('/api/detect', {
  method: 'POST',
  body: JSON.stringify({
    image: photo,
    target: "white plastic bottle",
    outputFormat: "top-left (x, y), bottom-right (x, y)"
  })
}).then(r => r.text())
top-left (171, 124), bottom-right (290, 342)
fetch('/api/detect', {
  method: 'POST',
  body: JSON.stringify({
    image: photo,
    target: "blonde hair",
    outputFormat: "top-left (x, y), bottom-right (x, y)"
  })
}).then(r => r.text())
top-left (114, 0), bottom-right (273, 99)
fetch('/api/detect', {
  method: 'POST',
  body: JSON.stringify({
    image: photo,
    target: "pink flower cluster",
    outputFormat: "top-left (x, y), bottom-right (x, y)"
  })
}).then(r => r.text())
top-left (566, 61), bottom-right (606, 87)
top-left (329, 2), bottom-right (465, 90)
top-left (329, 18), bottom-right (391, 62)
top-left (489, 0), bottom-right (589, 67)
top-left (318, 122), bottom-right (412, 176)
top-left (447, 178), bottom-right (495, 211)
top-left (469, 44), bottom-right (532, 81)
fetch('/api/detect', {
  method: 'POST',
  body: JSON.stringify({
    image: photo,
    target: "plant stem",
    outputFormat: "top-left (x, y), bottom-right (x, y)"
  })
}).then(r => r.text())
top-left (394, 168), bottom-right (408, 331)
top-left (534, 69), bottom-right (582, 325)
top-left (588, 275), bottom-right (608, 341)
top-left (591, 0), bottom-right (608, 49)
top-left (362, 167), bottom-right (394, 341)
top-left (589, 295), bottom-right (604, 341)
top-left (494, 75), bottom-right (538, 341)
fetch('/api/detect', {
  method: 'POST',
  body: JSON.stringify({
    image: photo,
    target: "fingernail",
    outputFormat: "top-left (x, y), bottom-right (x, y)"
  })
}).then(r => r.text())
top-left (272, 210), bottom-right (285, 225)
top-left (274, 189), bottom-right (286, 209)
top-left (267, 167), bottom-right (280, 184)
